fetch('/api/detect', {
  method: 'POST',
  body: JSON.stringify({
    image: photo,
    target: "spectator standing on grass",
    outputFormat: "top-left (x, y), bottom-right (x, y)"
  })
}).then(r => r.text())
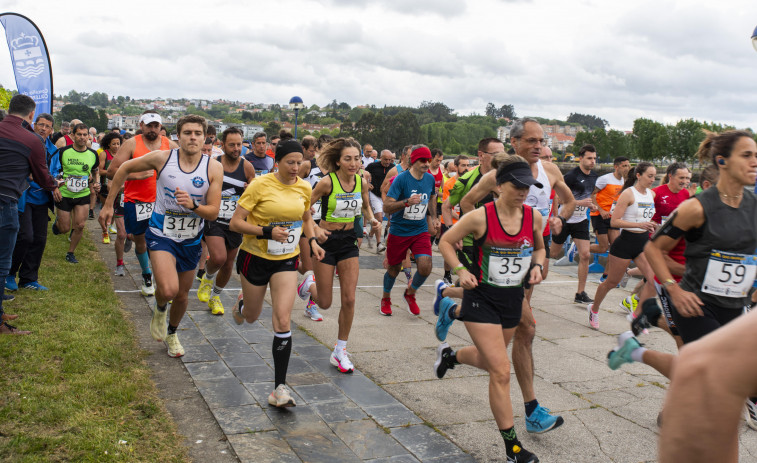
top-left (0, 95), bottom-right (62, 334)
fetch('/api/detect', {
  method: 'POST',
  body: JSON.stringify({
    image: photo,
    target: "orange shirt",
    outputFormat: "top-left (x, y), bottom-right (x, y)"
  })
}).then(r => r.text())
top-left (441, 176), bottom-right (460, 225)
top-left (591, 172), bottom-right (624, 216)
top-left (124, 135), bottom-right (170, 203)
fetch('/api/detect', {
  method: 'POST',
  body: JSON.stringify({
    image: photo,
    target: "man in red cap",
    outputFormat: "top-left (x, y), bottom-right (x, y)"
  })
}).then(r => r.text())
top-left (380, 145), bottom-right (438, 316)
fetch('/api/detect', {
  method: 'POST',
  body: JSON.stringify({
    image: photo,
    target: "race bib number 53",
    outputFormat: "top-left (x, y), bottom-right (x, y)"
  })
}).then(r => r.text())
top-left (218, 195), bottom-right (239, 220)
top-left (702, 250), bottom-right (757, 298)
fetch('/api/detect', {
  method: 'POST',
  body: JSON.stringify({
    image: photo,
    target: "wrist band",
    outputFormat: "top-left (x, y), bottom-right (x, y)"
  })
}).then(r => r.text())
top-left (257, 226), bottom-right (273, 240)
top-left (452, 265), bottom-right (466, 275)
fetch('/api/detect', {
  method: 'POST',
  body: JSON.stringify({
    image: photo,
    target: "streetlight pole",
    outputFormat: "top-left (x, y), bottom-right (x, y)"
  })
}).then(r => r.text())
top-left (289, 96), bottom-right (304, 138)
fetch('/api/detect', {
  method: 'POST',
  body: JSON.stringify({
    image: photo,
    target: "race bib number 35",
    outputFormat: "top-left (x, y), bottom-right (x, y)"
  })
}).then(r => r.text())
top-left (66, 175), bottom-right (88, 193)
top-left (267, 221), bottom-right (303, 256)
top-left (403, 202), bottom-right (428, 221)
top-left (218, 195), bottom-right (239, 220)
top-left (136, 201), bottom-right (154, 221)
top-left (162, 210), bottom-right (201, 240)
top-left (487, 247), bottom-right (533, 287)
top-left (702, 250), bottom-right (757, 298)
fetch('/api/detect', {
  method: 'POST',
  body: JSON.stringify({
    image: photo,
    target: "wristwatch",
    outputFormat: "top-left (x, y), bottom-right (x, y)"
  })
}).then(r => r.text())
top-left (190, 199), bottom-right (199, 210)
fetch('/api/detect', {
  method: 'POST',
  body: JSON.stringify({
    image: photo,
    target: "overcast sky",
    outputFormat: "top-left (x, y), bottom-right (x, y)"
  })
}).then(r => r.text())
top-left (1, 0), bottom-right (756, 130)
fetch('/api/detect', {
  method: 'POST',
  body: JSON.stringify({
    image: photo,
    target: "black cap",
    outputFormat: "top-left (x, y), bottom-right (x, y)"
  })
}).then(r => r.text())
top-left (275, 139), bottom-right (303, 162)
top-left (495, 161), bottom-right (543, 189)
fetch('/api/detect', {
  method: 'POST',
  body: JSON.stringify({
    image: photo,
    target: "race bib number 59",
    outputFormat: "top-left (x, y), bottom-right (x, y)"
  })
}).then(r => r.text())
top-left (702, 250), bottom-right (757, 298)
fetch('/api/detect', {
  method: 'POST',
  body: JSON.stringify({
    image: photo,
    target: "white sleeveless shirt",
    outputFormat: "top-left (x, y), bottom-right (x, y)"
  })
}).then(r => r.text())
top-left (525, 160), bottom-right (552, 234)
top-left (621, 186), bottom-right (655, 233)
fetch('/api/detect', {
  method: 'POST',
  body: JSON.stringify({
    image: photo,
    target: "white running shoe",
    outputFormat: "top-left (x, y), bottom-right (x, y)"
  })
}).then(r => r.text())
top-left (166, 333), bottom-right (184, 358)
top-left (587, 303), bottom-right (599, 330)
top-left (330, 346), bottom-right (354, 373)
top-left (268, 384), bottom-right (296, 407)
top-left (297, 272), bottom-right (315, 301)
top-left (746, 399), bottom-right (757, 431)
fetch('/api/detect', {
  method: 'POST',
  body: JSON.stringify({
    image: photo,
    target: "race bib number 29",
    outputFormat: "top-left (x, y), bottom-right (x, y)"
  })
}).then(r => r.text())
top-left (702, 250), bottom-right (757, 298)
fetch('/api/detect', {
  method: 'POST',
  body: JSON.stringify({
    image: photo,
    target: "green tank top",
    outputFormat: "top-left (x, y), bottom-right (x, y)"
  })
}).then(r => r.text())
top-left (59, 146), bottom-right (98, 199)
top-left (324, 172), bottom-right (362, 223)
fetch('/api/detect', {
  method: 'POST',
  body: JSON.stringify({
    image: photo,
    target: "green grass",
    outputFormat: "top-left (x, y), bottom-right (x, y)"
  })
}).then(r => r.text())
top-left (0, 225), bottom-right (188, 462)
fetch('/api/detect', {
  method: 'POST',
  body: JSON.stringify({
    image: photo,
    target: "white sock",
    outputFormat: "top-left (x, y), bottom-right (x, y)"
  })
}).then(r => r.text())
top-left (336, 339), bottom-right (347, 351)
top-left (212, 286), bottom-right (223, 296)
top-left (204, 270), bottom-right (217, 281)
top-left (631, 347), bottom-right (647, 363)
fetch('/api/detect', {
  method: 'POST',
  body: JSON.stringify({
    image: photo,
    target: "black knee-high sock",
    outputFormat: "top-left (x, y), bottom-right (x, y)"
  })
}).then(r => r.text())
top-left (272, 331), bottom-right (292, 387)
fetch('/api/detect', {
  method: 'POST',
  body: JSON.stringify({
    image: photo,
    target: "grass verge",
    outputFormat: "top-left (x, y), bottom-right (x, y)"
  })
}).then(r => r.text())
top-left (0, 223), bottom-right (188, 462)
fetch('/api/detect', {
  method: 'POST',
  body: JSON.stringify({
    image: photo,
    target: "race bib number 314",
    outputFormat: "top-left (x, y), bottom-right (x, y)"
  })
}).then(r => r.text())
top-left (702, 250), bottom-right (757, 298)
top-left (163, 210), bottom-right (201, 240)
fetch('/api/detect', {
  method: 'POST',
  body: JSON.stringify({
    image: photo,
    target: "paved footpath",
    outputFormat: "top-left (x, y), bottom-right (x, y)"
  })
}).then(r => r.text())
top-left (89, 221), bottom-right (757, 462)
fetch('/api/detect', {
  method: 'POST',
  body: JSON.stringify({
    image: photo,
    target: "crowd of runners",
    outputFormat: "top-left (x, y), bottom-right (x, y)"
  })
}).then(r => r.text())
top-left (2, 95), bottom-right (757, 462)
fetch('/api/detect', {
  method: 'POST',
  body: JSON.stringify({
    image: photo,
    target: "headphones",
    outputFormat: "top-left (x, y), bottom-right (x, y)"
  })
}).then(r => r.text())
top-left (718, 158), bottom-right (726, 166)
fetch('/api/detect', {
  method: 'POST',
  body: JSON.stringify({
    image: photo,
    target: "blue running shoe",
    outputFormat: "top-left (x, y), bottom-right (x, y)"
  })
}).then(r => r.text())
top-left (435, 297), bottom-right (456, 342)
top-left (607, 331), bottom-right (642, 370)
top-left (5, 276), bottom-right (18, 292)
top-left (526, 405), bottom-right (564, 434)
top-left (433, 279), bottom-right (448, 316)
top-left (22, 281), bottom-right (48, 291)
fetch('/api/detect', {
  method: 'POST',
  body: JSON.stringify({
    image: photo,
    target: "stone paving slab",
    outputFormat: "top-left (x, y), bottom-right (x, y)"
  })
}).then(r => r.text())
top-left (94, 218), bottom-right (757, 462)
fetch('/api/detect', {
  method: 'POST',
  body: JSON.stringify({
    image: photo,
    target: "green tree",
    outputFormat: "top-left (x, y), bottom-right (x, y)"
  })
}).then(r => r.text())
top-left (668, 119), bottom-right (705, 164)
top-left (0, 85), bottom-right (12, 110)
top-left (567, 113), bottom-right (608, 131)
top-left (116, 96), bottom-right (125, 106)
top-left (631, 118), bottom-right (668, 161)
top-left (241, 111), bottom-right (253, 121)
top-left (264, 121), bottom-right (281, 138)
top-left (56, 104), bottom-right (107, 130)
top-left (85, 91), bottom-right (109, 108)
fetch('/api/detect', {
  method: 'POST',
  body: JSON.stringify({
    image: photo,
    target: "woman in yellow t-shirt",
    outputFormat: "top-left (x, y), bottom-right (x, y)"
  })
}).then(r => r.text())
top-left (229, 139), bottom-right (325, 408)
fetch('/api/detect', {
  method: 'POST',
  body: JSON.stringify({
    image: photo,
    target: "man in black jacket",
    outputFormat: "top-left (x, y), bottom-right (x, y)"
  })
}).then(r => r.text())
top-left (0, 95), bottom-right (61, 334)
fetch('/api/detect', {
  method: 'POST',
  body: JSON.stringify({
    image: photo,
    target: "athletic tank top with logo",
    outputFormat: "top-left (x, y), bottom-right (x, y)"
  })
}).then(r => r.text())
top-left (215, 156), bottom-right (247, 227)
top-left (525, 160), bottom-right (552, 236)
top-left (621, 187), bottom-right (655, 232)
top-left (124, 135), bottom-right (170, 203)
top-left (681, 187), bottom-right (757, 309)
top-left (474, 202), bottom-right (534, 288)
top-left (148, 149), bottom-right (210, 245)
top-left (59, 146), bottom-right (99, 199)
top-left (323, 172), bottom-right (362, 223)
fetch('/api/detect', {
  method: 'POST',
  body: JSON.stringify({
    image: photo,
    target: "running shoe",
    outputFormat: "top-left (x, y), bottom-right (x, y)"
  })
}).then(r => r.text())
top-left (268, 384), bottom-right (296, 407)
top-left (507, 443), bottom-right (539, 463)
top-left (166, 333), bottom-right (184, 358)
top-left (150, 302), bottom-right (168, 342)
top-left (102, 232), bottom-right (110, 244)
top-left (232, 291), bottom-right (245, 325)
top-left (619, 270), bottom-right (630, 288)
top-left (404, 290), bottom-right (420, 315)
top-left (124, 237), bottom-right (133, 254)
top-left (607, 331), bottom-right (642, 370)
top-left (88, 210), bottom-right (95, 220)
top-left (5, 276), bottom-right (18, 292)
top-left (114, 264), bottom-right (126, 276)
top-left (22, 281), bottom-right (48, 291)
top-left (525, 405), bottom-right (564, 434)
top-left (208, 295), bottom-right (224, 315)
top-left (436, 297), bottom-right (456, 342)
top-left (330, 346), bottom-right (354, 373)
top-left (434, 342), bottom-right (455, 379)
top-left (745, 399), bottom-right (757, 431)
top-left (380, 297), bottom-right (392, 316)
top-left (574, 291), bottom-right (593, 303)
top-left (3, 293), bottom-right (15, 302)
top-left (297, 272), bottom-right (315, 301)
top-left (108, 223), bottom-right (117, 234)
top-left (141, 274), bottom-right (155, 297)
top-left (442, 274), bottom-right (453, 286)
top-left (433, 279), bottom-right (448, 316)
top-left (377, 242), bottom-right (386, 253)
top-left (65, 252), bottom-right (78, 264)
top-left (304, 298), bottom-right (323, 321)
top-left (196, 268), bottom-right (205, 281)
top-left (587, 303), bottom-right (599, 330)
top-left (598, 274), bottom-right (607, 283)
top-left (1, 313), bottom-right (18, 321)
top-left (620, 294), bottom-right (638, 314)
top-left (197, 275), bottom-right (213, 302)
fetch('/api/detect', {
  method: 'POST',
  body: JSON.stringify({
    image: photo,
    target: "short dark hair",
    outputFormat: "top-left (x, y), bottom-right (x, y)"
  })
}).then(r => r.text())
top-left (578, 144), bottom-right (596, 157)
top-left (8, 94), bottom-right (36, 117)
top-left (221, 126), bottom-right (243, 142)
top-left (252, 132), bottom-right (267, 142)
top-left (302, 135), bottom-right (317, 150)
top-left (35, 113), bottom-right (54, 124)
top-left (431, 148), bottom-right (444, 158)
top-left (278, 129), bottom-right (293, 141)
top-left (206, 125), bottom-right (217, 136)
top-left (204, 137), bottom-right (213, 145)
top-left (271, 135), bottom-right (281, 142)
top-left (72, 123), bottom-right (89, 134)
top-left (478, 137), bottom-right (502, 152)
top-left (453, 154), bottom-right (469, 167)
top-left (176, 115), bottom-right (207, 136)
top-left (613, 156), bottom-right (629, 166)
